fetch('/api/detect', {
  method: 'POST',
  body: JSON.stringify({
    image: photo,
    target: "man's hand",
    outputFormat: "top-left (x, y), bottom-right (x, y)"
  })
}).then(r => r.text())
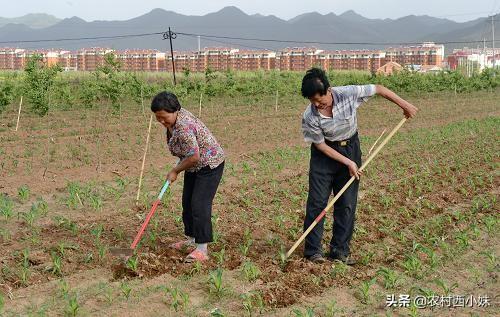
top-left (346, 160), bottom-right (362, 180)
top-left (402, 102), bottom-right (418, 119)
top-left (166, 169), bottom-right (178, 183)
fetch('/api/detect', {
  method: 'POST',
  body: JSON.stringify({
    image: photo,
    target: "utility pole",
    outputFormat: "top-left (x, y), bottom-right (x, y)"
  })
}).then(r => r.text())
top-left (198, 35), bottom-right (201, 53)
top-left (163, 27), bottom-right (177, 85)
top-left (493, 16), bottom-right (496, 70)
top-left (483, 38), bottom-right (487, 71)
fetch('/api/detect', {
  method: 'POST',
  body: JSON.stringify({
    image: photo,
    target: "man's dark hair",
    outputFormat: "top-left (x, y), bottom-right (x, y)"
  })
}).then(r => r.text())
top-left (301, 68), bottom-right (330, 98)
top-left (151, 91), bottom-right (181, 113)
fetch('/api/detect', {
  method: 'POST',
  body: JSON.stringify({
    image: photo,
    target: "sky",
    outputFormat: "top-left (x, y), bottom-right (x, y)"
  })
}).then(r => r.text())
top-left (2, 0), bottom-right (500, 22)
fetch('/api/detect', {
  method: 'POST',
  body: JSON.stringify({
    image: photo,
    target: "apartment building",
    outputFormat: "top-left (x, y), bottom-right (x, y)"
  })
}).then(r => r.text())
top-left (0, 42), bottom-right (446, 73)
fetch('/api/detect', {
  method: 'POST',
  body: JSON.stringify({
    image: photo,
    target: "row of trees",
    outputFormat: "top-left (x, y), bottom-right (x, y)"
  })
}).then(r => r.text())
top-left (0, 53), bottom-right (499, 115)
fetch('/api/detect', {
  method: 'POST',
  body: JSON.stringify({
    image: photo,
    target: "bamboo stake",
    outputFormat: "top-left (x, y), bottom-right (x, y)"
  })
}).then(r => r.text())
top-left (286, 118), bottom-right (407, 259)
top-left (15, 96), bottom-right (23, 131)
top-left (275, 90), bottom-right (279, 112)
top-left (198, 92), bottom-right (203, 118)
top-left (141, 85), bottom-right (145, 116)
top-left (136, 114), bottom-right (154, 204)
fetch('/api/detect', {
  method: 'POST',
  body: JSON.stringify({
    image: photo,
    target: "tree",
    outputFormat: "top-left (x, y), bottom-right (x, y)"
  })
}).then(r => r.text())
top-left (23, 54), bottom-right (61, 117)
top-left (97, 53), bottom-right (124, 114)
top-left (0, 79), bottom-right (14, 114)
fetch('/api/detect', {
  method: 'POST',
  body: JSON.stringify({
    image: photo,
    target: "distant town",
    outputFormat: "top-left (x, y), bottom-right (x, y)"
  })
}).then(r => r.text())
top-left (1, 42), bottom-right (499, 75)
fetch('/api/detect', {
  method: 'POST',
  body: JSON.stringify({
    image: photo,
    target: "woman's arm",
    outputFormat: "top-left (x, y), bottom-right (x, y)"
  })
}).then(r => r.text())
top-left (314, 142), bottom-right (362, 179)
top-left (375, 85), bottom-right (418, 118)
top-left (166, 153), bottom-right (200, 182)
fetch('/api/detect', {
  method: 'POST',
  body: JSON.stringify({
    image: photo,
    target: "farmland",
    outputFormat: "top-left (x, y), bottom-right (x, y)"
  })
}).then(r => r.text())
top-left (0, 65), bottom-right (499, 316)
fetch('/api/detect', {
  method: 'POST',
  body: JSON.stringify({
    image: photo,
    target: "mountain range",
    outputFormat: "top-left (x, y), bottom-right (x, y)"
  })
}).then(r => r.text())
top-left (0, 7), bottom-right (497, 52)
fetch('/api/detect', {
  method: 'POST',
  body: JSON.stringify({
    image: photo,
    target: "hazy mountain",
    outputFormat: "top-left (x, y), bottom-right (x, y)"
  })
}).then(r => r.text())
top-left (0, 7), bottom-right (495, 52)
top-left (0, 13), bottom-right (60, 29)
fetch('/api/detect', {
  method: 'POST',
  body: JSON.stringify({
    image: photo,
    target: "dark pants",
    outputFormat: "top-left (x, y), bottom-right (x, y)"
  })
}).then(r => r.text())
top-left (182, 161), bottom-right (224, 244)
top-left (303, 133), bottom-right (361, 258)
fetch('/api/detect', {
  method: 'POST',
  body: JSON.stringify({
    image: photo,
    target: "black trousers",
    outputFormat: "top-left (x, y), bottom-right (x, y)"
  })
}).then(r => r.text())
top-left (303, 133), bottom-right (362, 258)
top-left (182, 161), bottom-right (224, 244)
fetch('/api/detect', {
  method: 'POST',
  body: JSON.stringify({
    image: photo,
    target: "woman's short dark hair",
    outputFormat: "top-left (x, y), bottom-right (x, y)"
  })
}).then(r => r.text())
top-left (301, 68), bottom-right (330, 98)
top-left (151, 91), bottom-right (181, 113)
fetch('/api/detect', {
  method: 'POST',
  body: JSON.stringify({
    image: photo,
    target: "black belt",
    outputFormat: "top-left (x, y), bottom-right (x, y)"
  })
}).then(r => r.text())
top-left (325, 132), bottom-right (358, 147)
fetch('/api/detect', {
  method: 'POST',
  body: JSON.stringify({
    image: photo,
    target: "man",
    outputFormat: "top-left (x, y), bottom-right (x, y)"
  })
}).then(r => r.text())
top-left (301, 68), bottom-right (418, 264)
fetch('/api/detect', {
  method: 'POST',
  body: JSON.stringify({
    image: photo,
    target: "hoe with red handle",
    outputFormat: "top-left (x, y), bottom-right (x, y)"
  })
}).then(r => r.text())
top-left (110, 179), bottom-right (171, 258)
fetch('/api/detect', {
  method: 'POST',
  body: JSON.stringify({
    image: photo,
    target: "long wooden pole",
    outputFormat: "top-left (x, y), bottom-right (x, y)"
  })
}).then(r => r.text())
top-left (136, 114), bottom-right (154, 204)
top-left (286, 118), bottom-right (407, 259)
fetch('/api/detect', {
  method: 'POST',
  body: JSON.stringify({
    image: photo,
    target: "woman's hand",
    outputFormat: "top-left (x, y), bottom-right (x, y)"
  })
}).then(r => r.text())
top-left (346, 160), bottom-right (362, 180)
top-left (167, 169), bottom-right (178, 183)
top-left (402, 102), bottom-right (419, 119)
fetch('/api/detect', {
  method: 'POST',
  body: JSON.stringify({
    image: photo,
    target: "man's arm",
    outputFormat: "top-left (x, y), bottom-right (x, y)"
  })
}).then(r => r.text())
top-left (375, 85), bottom-right (418, 118)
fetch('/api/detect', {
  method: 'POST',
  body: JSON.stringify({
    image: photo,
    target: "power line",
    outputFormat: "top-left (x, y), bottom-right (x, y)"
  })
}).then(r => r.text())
top-left (0, 31), bottom-right (164, 45)
top-left (0, 28), bottom-right (498, 48)
top-left (182, 33), bottom-right (271, 51)
top-left (176, 31), bottom-right (498, 46)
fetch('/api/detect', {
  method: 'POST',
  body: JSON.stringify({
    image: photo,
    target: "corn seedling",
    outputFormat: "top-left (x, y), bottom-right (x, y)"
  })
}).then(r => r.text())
top-left (330, 262), bottom-right (348, 278)
top-left (21, 248), bottom-right (30, 268)
top-left (433, 278), bottom-right (458, 296)
top-left (241, 291), bottom-right (264, 316)
top-left (53, 216), bottom-right (78, 235)
top-left (96, 243), bottom-right (108, 262)
top-left (126, 255), bottom-right (139, 272)
top-left (59, 279), bottom-right (69, 299)
top-left (357, 277), bottom-right (376, 304)
top-left (325, 300), bottom-right (342, 317)
top-left (90, 223), bottom-right (104, 242)
top-left (360, 251), bottom-right (375, 265)
top-left (376, 267), bottom-right (400, 290)
top-left (120, 281), bottom-right (132, 300)
top-left (455, 231), bottom-right (469, 249)
top-left (241, 261), bottom-right (261, 282)
top-left (210, 308), bottom-right (225, 317)
top-left (20, 208), bottom-right (38, 227)
top-left (65, 294), bottom-right (79, 317)
top-left (278, 245), bottom-right (288, 269)
top-left (480, 250), bottom-right (497, 272)
top-left (420, 246), bottom-right (439, 270)
top-left (165, 287), bottom-right (189, 312)
top-left (239, 237), bottom-right (253, 257)
top-left (208, 268), bottom-right (225, 297)
top-left (18, 185), bottom-right (30, 202)
top-left (51, 252), bottom-right (63, 276)
top-left (402, 254), bottom-right (422, 279)
top-left (483, 216), bottom-right (497, 233)
top-left (18, 265), bottom-right (30, 286)
top-left (292, 306), bottom-right (315, 317)
top-left (0, 195), bottom-right (14, 220)
top-left (213, 248), bottom-right (225, 267)
top-left (190, 261), bottom-right (202, 276)
top-left (58, 242), bottom-right (67, 258)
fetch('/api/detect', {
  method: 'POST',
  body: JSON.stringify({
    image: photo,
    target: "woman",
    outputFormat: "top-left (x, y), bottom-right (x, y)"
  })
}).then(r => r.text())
top-left (300, 68), bottom-right (418, 264)
top-left (151, 91), bottom-right (225, 262)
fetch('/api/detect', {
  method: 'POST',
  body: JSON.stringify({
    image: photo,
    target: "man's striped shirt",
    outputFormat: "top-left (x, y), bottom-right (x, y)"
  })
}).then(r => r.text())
top-left (301, 84), bottom-right (376, 143)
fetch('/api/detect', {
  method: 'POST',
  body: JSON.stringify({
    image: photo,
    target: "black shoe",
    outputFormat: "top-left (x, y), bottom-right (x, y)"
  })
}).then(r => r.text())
top-left (305, 253), bottom-right (326, 263)
top-left (328, 254), bottom-right (357, 266)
